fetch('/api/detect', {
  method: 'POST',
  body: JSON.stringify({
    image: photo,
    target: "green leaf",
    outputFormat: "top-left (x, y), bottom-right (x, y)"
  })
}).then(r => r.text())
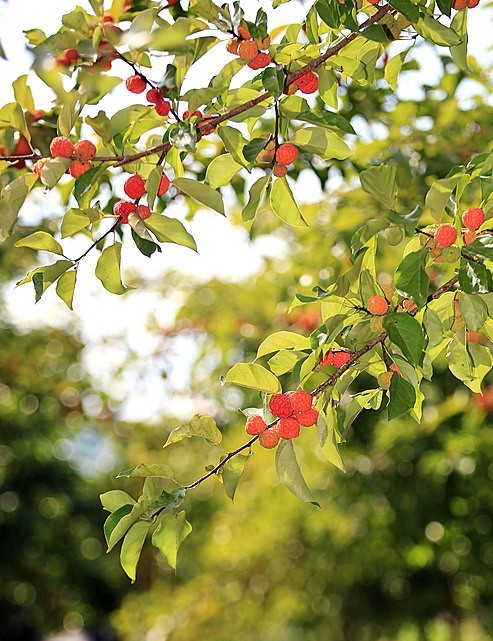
top-left (120, 521), bottom-right (151, 582)
top-left (221, 452), bottom-right (252, 501)
top-left (458, 258), bottom-right (492, 294)
top-left (317, 409), bottom-right (345, 472)
top-left (117, 464), bottom-right (174, 479)
top-left (205, 153), bottom-right (242, 188)
top-left (95, 242), bottom-right (131, 295)
top-left (395, 249), bottom-right (429, 308)
top-left (104, 504), bottom-right (134, 546)
top-left (225, 362), bottom-right (281, 394)
top-left (459, 293), bottom-right (488, 331)
top-left (173, 177), bottom-right (224, 215)
top-left (360, 164), bottom-right (397, 209)
top-left (131, 228), bottom-right (161, 258)
top-left (275, 439), bottom-right (320, 506)
top-left (315, 0), bottom-right (342, 29)
top-left (389, 0), bottom-right (419, 22)
top-left (388, 375), bottom-right (416, 420)
top-left (242, 175), bottom-right (270, 224)
top-left (217, 125), bottom-right (248, 167)
top-left (297, 109), bottom-right (355, 135)
top-left (361, 24), bottom-right (389, 44)
top-left (39, 157), bottom-right (71, 189)
top-left (144, 213), bottom-right (197, 251)
top-left (163, 414), bottom-right (222, 447)
top-left (257, 331), bottom-right (308, 358)
top-left (450, 11), bottom-right (469, 72)
top-left (61, 207), bottom-right (102, 238)
top-left (148, 488), bottom-right (187, 511)
top-left (291, 127), bottom-right (351, 161)
top-left (151, 511), bottom-right (192, 571)
top-left (262, 66), bottom-right (285, 98)
top-left (384, 313), bottom-right (425, 366)
top-left (12, 75), bottom-right (35, 112)
top-left (74, 166), bottom-right (102, 205)
top-left (384, 50), bottom-right (409, 92)
top-left (100, 490), bottom-right (136, 513)
top-left (0, 173), bottom-right (37, 235)
top-left (464, 236), bottom-right (493, 261)
top-left (243, 138), bottom-right (269, 165)
top-left (15, 231), bottom-right (64, 255)
top-left (425, 174), bottom-right (464, 220)
top-left (270, 177), bottom-right (307, 228)
top-left (55, 269), bottom-right (76, 310)
top-left (415, 15), bottom-right (461, 47)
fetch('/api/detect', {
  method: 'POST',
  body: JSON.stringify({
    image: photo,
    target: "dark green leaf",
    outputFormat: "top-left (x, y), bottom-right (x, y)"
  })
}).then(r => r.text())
top-left (261, 66), bottom-right (285, 98)
top-left (104, 504), bottom-right (134, 546)
top-left (315, 0), bottom-right (341, 29)
top-left (389, 0), bottom-right (419, 22)
top-left (243, 137), bottom-right (269, 164)
top-left (360, 164), bottom-right (397, 209)
top-left (458, 258), bottom-right (492, 294)
top-left (148, 488), bottom-right (187, 510)
top-left (275, 439), bottom-right (320, 506)
top-left (388, 375), bottom-right (416, 420)
top-left (464, 236), bottom-right (493, 261)
top-left (395, 249), bottom-right (429, 308)
top-left (384, 313), bottom-right (425, 365)
top-left (362, 25), bottom-right (389, 43)
top-left (131, 228), bottom-right (161, 257)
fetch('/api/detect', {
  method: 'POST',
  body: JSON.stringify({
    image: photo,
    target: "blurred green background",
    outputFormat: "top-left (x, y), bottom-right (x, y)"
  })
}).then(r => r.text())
top-left (1, 37), bottom-right (493, 641)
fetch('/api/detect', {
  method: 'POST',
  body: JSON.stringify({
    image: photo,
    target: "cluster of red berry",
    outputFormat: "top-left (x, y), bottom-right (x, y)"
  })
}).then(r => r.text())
top-left (125, 76), bottom-right (172, 117)
top-left (433, 208), bottom-right (485, 248)
top-left (319, 349), bottom-right (352, 367)
top-left (33, 136), bottom-right (96, 180)
top-left (226, 27), bottom-right (272, 70)
top-left (113, 173), bottom-right (170, 223)
top-left (269, 143), bottom-right (299, 178)
top-left (245, 390), bottom-right (319, 449)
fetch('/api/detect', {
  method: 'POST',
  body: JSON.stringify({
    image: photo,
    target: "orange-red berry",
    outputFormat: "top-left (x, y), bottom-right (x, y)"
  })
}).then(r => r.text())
top-left (157, 174), bottom-right (170, 196)
top-left (286, 390), bottom-right (312, 412)
top-left (462, 208), bottom-right (484, 231)
top-left (269, 393), bottom-right (293, 418)
top-left (389, 363), bottom-right (402, 376)
top-left (147, 88), bottom-right (164, 104)
top-left (278, 417), bottom-right (300, 439)
top-left (367, 295), bottom-right (389, 316)
top-left (248, 52), bottom-right (272, 70)
top-left (468, 0), bottom-right (480, 6)
top-left (237, 26), bottom-right (252, 40)
top-left (463, 230), bottom-right (477, 245)
top-left (452, 0), bottom-right (468, 7)
top-left (259, 427), bottom-right (280, 449)
top-left (74, 140), bottom-right (96, 161)
top-left (320, 351), bottom-right (334, 366)
top-left (58, 48), bottom-right (78, 66)
top-left (114, 200), bottom-right (137, 223)
top-left (245, 415), bottom-right (267, 435)
top-left (238, 40), bottom-right (258, 61)
top-left (402, 298), bottom-right (418, 313)
top-left (137, 205), bottom-right (151, 220)
top-left (155, 100), bottom-right (171, 117)
top-left (69, 160), bottom-right (92, 178)
top-left (295, 71), bottom-right (318, 94)
top-left (273, 163), bottom-right (288, 178)
top-left (125, 75), bottom-right (147, 94)
top-left (50, 136), bottom-right (74, 159)
top-left (331, 350), bottom-right (351, 368)
top-left (226, 39), bottom-right (240, 55)
top-left (296, 408), bottom-right (319, 427)
top-left (435, 224), bottom-right (457, 247)
top-left (124, 175), bottom-right (146, 199)
top-left (276, 143), bottom-right (298, 165)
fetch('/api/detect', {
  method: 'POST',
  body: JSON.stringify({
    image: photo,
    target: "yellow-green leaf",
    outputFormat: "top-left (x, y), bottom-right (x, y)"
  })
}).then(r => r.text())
top-left (95, 242), bottom-right (131, 295)
top-left (15, 231), bottom-right (64, 255)
top-left (225, 362), bottom-right (281, 394)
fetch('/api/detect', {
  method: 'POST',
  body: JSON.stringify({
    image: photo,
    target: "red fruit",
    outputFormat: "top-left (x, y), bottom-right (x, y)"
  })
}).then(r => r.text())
top-left (402, 299), bottom-right (418, 313)
top-left (368, 0), bottom-right (379, 4)
top-left (237, 26), bottom-right (252, 40)
top-left (269, 394), bottom-right (293, 418)
top-left (278, 417), bottom-right (300, 439)
top-left (226, 39), bottom-right (240, 55)
top-left (11, 136), bottom-right (32, 168)
top-left (69, 160), bottom-right (92, 178)
top-left (137, 205), bottom-right (151, 220)
top-left (238, 40), bottom-right (258, 61)
top-left (298, 77), bottom-right (318, 94)
top-left (124, 175), bottom-right (146, 199)
top-left (468, 0), bottom-right (480, 6)
top-left (273, 163), bottom-right (288, 178)
top-left (389, 363), bottom-right (402, 376)
top-left (248, 52), bottom-right (272, 70)
top-left (168, 0), bottom-right (180, 5)
top-left (33, 158), bottom-right (49, 181)
top-left (74, 140), bottom-right (96, 161)
top-left (367, 295), bottom-right (389, 316)
top-left (331, 350), bottom-right (351, 368)
top-left (453, 0), bottom-right (468, 7)
top-left (147, 88), bottom-right (164, 104)
top-left (245, 415), bottom-right (267, 435)
top-left (50, 136), bottom-right (74, 158)
top-left (276, 143), bottom-right (298, 165)
top-left (295, 71), bottom-right (318, 89)
top-left (286, 390), bottom-right (312, 412)
top-left (157, 174), bottom-right (171, 196)
top-left (125, 75), bottom-right (147, 94)
top-left (114, 200), bottom-right (137, 223)
top-left (259, 427), bottom-right (280, 449)
top-left (462, 207), bottom-right (484, 231)
top-left (296, 408), bottom-right (319, 427)
top-left (155, 100), bottom-right (171, 117)
top-left (58, 48), bottom-right (78, 66)
top-left (463, 230), bottom-right (477, 245)
top-left (320, 351), bottom-right (334, 366)
top-left (435, 224), bottom-right (458, 247)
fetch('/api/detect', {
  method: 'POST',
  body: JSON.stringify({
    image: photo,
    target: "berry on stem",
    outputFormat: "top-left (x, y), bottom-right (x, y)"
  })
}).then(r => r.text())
top-left (125, 75), bottom-right (147, 94)
top-left (331, 350), bottom-right (351, 368)
top-left (462, 207), bottom-right (484, 231)
top-left (33, 158), bottom-right (49, 181)
top-left (367, 295), bottom-right (389, 316)
top-left (273, 163), bottom-right (288, 178)
top-left (296, 408), bottom-right (319, 427)
top-left (137, 205), bottom-right (151, 220)
top-left (259, 427), bottom-right (280, 449)
top-left (435, 224), bottom-right (457, 247)
top-left (238, 40), bottom-right (258, 61)
top-left (74, 140), bottom-right (96, 161)
top-left (276, 143), bottom-right (298, 165)
top-left (269, 393), bottom-right (293, 418)
top-left (278, 417), bottom-right (300, 439)
top-left (286, 390), bottom-right (312, 412)
top-left (155, 100), bottom-right (171, 117)
top-left (114, 200), bottom-right (137, 223)
top-left (124, 175), bottom-right (146, 200)
top-left (157, 174), bottom-right (170, 196)
top-left (237, 26), bottom-right (251, 40)
top-left (248, 52), bottom-right (271, 70)
top-left (50, 136), bottom-right (74, 158)
top-left (245, 415), bottom-right (267, 435)
top-left (69, 160), bottom-right (92, 178)
top-left (146, 88), bottom-right (164, 104)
